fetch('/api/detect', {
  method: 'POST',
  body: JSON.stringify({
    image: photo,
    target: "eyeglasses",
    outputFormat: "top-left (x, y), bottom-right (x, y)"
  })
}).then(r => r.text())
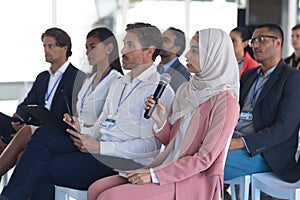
top-left (248, 35), bottom-right (278, 47)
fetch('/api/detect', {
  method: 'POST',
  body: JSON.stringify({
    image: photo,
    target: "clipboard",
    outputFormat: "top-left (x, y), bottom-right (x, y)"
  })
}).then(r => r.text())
top-left (24, 105), bottom-right (77, 132)
top-left (0, 112), bottom-right (20, 135)
top-left (94, 154), bottom-right (144, 171)
top-left (0, 112), bottom-right (26, 124)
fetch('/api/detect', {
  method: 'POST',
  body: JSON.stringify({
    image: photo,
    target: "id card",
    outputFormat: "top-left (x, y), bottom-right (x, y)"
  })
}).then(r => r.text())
top-left (239, 111), bottom-right (253, 121)
top-left (100, 114), bottom-right (117, 129)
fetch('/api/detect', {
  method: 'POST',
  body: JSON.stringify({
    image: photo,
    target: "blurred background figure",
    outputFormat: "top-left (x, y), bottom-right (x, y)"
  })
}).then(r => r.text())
top-left (230, 26), bottom-right (258, 79)
top-left (158, 27), bottom-right (190, 92)
top-left (284, 24), bottom-right (300, 69)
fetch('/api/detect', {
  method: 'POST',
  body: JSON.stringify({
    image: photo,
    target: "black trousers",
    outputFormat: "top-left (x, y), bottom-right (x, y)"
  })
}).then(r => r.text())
top-left (1, 126), bottom-right (116, 200)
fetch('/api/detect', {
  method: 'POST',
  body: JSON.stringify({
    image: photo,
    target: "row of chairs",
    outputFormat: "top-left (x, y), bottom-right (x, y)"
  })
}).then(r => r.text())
top-left (225, 172), bottom-right (300, 200)
top-left (55, 171), bottom-right (300, 200)
top-left (1, 172), bottom-right (298, 200)
top-left (1, 138), bottom-right (299, 200)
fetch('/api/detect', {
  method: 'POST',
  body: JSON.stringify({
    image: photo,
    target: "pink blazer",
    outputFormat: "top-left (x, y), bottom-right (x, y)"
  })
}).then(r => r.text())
top-left (148, 91), bottom-right (240, 200)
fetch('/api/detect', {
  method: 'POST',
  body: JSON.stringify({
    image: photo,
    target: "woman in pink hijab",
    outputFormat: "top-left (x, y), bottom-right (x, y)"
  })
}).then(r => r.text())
top-left (87, 28), bottom-right (240, 200)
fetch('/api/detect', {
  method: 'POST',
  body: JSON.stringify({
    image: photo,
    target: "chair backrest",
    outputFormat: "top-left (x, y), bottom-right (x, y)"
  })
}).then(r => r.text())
top-left (295, 128), bottom-right (300, 162)
top-left (223, 132), bottom-right (233, 168)
top-left (251, 172), bottom-right (300, 200)
top-left (220, 132), bottom-right (234, 200)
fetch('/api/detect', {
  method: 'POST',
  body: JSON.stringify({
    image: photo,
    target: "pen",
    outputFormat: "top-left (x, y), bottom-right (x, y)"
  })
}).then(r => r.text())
top-left (62, 90), bottom-right (74, 124)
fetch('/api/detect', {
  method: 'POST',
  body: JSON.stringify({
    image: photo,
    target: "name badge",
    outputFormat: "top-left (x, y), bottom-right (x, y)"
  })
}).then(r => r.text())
top-left (100, 114), bottom-right (117, 129)
top-left (239, 111), bottom-right (253, 121)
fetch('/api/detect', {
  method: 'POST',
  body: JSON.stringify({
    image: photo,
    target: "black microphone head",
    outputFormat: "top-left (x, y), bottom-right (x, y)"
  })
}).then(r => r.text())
top-left (160, 73), bottom-right (171, 85)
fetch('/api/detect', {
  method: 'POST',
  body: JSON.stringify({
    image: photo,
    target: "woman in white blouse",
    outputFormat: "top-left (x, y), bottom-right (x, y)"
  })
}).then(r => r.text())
top-left (0, 27), bottom-right (123, 178)
top-left (76, 28), bottom-right (123, 127)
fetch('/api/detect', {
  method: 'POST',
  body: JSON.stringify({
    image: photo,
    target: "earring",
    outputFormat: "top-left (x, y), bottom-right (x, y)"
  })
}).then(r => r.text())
top-left (107, 52), bottom-right (110, 55)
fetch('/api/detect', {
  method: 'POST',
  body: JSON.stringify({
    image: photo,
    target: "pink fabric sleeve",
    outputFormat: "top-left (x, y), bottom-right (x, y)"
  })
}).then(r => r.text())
top-left (154, 92), bottom-right (239, 185)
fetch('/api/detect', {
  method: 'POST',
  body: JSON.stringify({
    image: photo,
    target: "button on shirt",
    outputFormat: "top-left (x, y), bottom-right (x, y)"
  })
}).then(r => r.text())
top-left (81, 65), bottom-right (175, 165)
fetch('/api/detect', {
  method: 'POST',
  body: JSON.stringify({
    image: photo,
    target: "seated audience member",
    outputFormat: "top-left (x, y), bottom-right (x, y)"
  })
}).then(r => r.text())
top-left (0, 27), bottom-right (123, 179)
top-left (284, 24), bottom-right (300, 69)
top-left (76, 27), bottom-right (124, 126)
top-left (0, 28), bottom-right (85, 150)
top-left (88, 28), bottom-right (240, 200)
top-left (224, 23), bottom-right (300, 183)
top-left (0, 22), bottom-right (174, 200)
top-left (158, 27), bottom-right (190, 91)
top-left (230, 26), bottom-right (258, 78)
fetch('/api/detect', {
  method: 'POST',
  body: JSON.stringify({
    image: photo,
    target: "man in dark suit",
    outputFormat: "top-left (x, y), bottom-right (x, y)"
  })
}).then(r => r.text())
top-left (224, 23), bottom-right (300, 183)
top-left (0, 27), bottom-right (85, 148)
top-left (158, 27), bottom-right (190, 92)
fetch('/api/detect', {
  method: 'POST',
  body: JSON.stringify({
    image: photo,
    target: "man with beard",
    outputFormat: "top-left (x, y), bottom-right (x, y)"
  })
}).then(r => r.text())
top-left (158, 27), bottom-right (190, 91)
top-left (225, 23), bottom-right (300, 184)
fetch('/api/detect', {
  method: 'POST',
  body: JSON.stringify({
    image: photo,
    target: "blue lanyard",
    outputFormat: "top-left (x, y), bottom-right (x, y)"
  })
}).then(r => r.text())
top-left (80, 68), bottom-right (112, 114)
top-left (251, 72), bottom-right (267, 105)
top-left (45, 73), bottom-right (63, 104)
top-left (115, 80), bottom-right (142, 114)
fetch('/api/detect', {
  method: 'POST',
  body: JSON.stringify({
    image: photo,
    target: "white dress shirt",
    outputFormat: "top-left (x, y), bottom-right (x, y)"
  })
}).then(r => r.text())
top-left (44, 61), bottom-right (69, 109)
top-left (81, 65), bottom-right (175, 165)
top-left (76, 70), bottom-right (122, 126)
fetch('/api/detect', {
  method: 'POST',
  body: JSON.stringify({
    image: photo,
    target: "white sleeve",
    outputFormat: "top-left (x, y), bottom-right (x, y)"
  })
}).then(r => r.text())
top-left (100, 136), bottom-right (161, 159)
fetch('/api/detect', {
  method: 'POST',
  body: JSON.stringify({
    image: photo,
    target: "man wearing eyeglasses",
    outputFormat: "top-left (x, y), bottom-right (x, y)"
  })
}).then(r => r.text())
top-left (224, 23), bottom-right (300, 183)
top-left (284, 24), bottom-right (300, 69)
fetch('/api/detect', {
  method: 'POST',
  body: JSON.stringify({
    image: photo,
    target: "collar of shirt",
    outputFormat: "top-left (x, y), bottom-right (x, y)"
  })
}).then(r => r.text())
top-left (123, 64), bottom-right (157, 84)
top-left (258, 64), bottom-right (277, 78)
top-left (291, 53), bottom-right (300, 61)
top-left (238, 58), bottom-right (244, 70)
top-left (160, 57), bottom-right (178, 72)
top-left (48, 60), bottom-right (70, 76)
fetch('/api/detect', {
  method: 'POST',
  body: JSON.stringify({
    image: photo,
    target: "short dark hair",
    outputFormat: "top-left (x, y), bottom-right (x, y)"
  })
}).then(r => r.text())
top-left (41, 27), bottom-right (72, 58)
top-left (255, 23), bottom-right (284, 48)
top-left (87, 27), bottom-right (123, 75)
top-left (231, 26), bottom-right (255, 58)
top-left (167, 27), bottom-right (186, 56)
top-left (231, 26), bottom-right (252, 42)
top-left (125, 22), bottom-right (162, 61)
top-left (292, 24), bottom-right (300, 31)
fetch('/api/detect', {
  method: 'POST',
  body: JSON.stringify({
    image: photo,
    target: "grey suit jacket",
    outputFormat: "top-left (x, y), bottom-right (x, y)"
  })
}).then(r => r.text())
top-left (163, 58), bottom-right (190, 92)
top-left (240, 59), bottom-right (300, 182)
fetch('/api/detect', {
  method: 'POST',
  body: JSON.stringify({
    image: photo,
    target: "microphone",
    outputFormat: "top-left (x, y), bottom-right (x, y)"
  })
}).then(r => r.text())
top-left (144, 73), bottom-right (171, 119)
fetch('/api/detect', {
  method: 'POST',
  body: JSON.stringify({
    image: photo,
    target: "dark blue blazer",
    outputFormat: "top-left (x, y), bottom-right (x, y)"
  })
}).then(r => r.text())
top-left (240, 59), bottom-right (300, 182)
top-left (164, 58), bottom-right (190, 92)
top-left (1, 63), bottom-right (85, 142)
